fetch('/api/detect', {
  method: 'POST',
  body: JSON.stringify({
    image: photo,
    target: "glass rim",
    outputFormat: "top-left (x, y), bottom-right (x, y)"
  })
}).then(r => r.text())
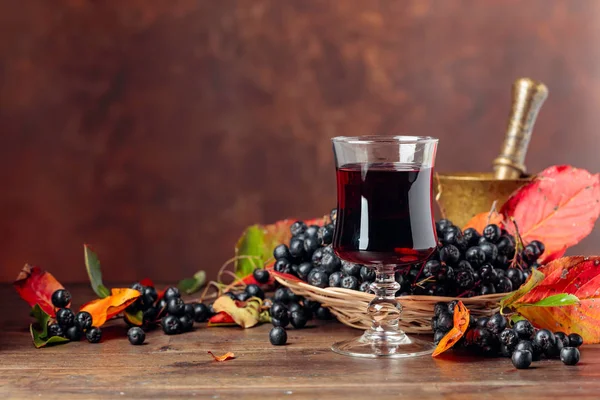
top-left (331, 135), bottom-right (439, 145)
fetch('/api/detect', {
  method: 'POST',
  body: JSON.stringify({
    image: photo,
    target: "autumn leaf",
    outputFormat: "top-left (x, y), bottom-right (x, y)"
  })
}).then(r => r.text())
top-left (432, 301), bottom-right (470, 357)
top-left (84, 245), bottom-right (110, 298)
top-left (208, 311), bottom-right (237, 327)
top-left (212, 296), bottom-right (263, 328)
top-left (30, 304), bottom-right (69, 348)
top-left (501, 165), bottom-right (600, 262)
top-left (235, 217), bottom-right (328, 277)
top-left (14, 265), bottom-right (65, 317)
top-left (503, 256), bottom-right (600, 343)
top-left (208, 351), bottom-right (235, 362)
top-left (178, 270), bottom-right (206, 295)
top-left (462, 211), bottom-right (503, 233)
top-left (80, 288), bottom-right (141, 327)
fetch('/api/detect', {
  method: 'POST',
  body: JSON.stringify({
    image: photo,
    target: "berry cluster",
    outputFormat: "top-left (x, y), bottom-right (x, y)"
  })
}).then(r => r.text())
top-left (50, 289), bottom-right (102, 343)
top-left (432, 301), bottom-right (583, 369)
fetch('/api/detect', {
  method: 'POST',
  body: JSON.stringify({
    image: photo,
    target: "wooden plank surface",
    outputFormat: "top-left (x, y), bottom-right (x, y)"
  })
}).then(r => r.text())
top-left (2, 284), bottom-right (600, 399)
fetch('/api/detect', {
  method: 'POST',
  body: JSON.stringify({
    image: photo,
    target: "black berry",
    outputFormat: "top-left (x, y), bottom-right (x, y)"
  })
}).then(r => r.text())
top-left (437, 312), bottom-right (453, 333)
top-left (48, 323), bottom-right (64, 337)
top-left (269, 326), bottom-right (287, 345)
top-left (463, 227), bottom-right (481, 247)
top-left (142, 286), bottom-right (158, 309)
top-left (360, 266), bottom-right (376, 282)
top-left (479, 242), bottom-right (498, 263)
top-left (303, 237), bottom-right (320, 257)
top-left (56, 308), bottom-right (75, 328)
top-left (465, 247), bottom-right (486, 267)
top-left (328, 271), bottom-right (343, 287)
top-left (534, 329), bottom-right (556, 353)
top-left (341, 261), bottom-right (361, 277)
top-left (179, 315), bottom-right (194, 332)
top-left (513, 320), bottom-right (534, 340)
top-left (485, 313), bottom-right (507, 335)
top-left (290, 221), bottom-right (307, 236)
top-left (236, 292), bottom-right (251, 302)
top-left (568, 333), bottom-right (583, 347)
top-left (320, 253), bottom-right (341, 274)
top-left (289, 238), bottom-right (306, 260)
top-left (315, 306), bottom-right (334, 320)
top-left (253, 268), bottom-right (270, 284)
top-left (163, 287), bottom-right (180, 301)
top-left (560, 347), bottom-right (580, 365)
top-left (290, 310), bottom-right (308, 329)
top-left (74, 311), bottom-right (93, 331)
top-left (184, 303), bottom-right (196, 320)
top-left (512, 350), bottom-right (532, 369)
top-left (51, 289), bottom-right (71, 308)
top-left (86, 327), bottom-right (102, 343)
top-left (161, 315), bottom-right (182, 335)
top-left (554, 332), bottom-right (570, 347)
top-left (271, 312), bottom-right (290, 328)
top-left (318, 224), bottom-right (334, 245)
top-left (245, 284), bottom-right (265, 300)
top-left (340, 275), bottom-right (359, 290)
top-left (297, 262), bottom-right (313, 280)
top-left (439, 245), bottom-right (460, 265)
top-left (270, 302), bottom-right (288, 320)
top-left (273, 244), bottom-right (291, 260)
top-left (192, 303), bottom-right (209, 323)
top-left (500, 328), bottom-right (518, 350)
top-left (167, 297), bottom-right (186, 317)
top-left (127, 327), bottom-right (145, 345)
top-left (65, 326), bottom-right (82, 341)
top-left (307, 268), bottom-right (329, 288)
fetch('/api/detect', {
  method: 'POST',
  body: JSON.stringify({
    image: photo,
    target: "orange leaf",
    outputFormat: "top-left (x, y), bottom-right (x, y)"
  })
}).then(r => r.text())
top-left (208, 351), bottom-right (235, 362)
top-left (14, 265), bottom-right (65, 317)
top-left (80, 288), bottom-right (141, 327)
top-left (510, 256), bottom-right (600, 343)
top-left (462, 211), bottom-right (503, 233)
top-left (432, 301), bottom-right (470, 357)
top-left (501, 165), bottom-right (600, 262)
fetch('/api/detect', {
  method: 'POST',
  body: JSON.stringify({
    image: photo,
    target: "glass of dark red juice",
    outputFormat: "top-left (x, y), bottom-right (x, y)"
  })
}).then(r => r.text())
top-left (331, 135), bottom-right (439, 358)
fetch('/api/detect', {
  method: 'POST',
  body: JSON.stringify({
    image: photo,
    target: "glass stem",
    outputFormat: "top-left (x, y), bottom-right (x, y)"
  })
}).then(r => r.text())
top-left (367, 265), bottom-right (402, 335)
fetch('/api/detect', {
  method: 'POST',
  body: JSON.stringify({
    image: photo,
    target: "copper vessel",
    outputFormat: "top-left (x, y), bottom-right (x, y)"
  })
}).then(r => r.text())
top-left (435, 78), bottom-right (548, 227)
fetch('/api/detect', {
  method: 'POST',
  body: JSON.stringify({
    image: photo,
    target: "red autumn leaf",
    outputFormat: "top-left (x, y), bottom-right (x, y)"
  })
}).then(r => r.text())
top-left (14, 265), bottom-right (65, 317)
top-left (80, 288), bottom-right (141, 327)
top-left (462, 211), bottom-right (503, 234)
top-left (432, 301), bottom-right (470, 357)
top-left (139, 278), bottom-right (154, 287)
top-left (510, 256), bottom-right (600, 343)
top-left (208, 311), bottom-right (236, 326)
top-left (500, 165), bottom-right (600, 262)
top-left (208, 351), bottom-right (235, 362)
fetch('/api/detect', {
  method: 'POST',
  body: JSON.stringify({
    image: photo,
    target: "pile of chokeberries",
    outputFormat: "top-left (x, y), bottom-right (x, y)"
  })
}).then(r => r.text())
top-left (432, 301), bottom-right (583, 369)
top-left (271, 211), bottom-right (545, 298)
top-left (50, 289), bottom-right (102, 344)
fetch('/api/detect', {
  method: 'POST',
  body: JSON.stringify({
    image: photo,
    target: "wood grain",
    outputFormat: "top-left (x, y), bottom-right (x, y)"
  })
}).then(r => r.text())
top-left (3, 284), bottom-right (600, 399)
top-left (0, 0), bottom-right (599, 283)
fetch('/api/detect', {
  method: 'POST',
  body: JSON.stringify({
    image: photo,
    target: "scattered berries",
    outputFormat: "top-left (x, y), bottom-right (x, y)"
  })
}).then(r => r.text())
top-left (269, 327), bottom-right (287, 345)
top-left (512, 350), bottom-right (532, 369)
top-left (568, 333), bottom-right (583, 348)
top-left (127, 327), bottom-right (145, 345)
top-left (86, 327), bottom-right (102, 343)
top-left (560, 347), bottom-right (580, 365)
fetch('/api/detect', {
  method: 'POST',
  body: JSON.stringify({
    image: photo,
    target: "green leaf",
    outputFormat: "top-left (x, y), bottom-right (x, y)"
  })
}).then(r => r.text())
top-left (235, 225), bottom-right (266, 277)
top-left (84, 245), bottom-right (110, 298)
top-left (509, 314), bottom-right (526, 324)
top-left (30, 304), bottom-right (69, 348)
top-left (517, 293), bottom-right (580, 308)
top-left (178, 270), bottom-right (207, 295)
top-left (500, 268), bottom-right (545, 312)
top-left (124, 309), bottom-right (144, 326)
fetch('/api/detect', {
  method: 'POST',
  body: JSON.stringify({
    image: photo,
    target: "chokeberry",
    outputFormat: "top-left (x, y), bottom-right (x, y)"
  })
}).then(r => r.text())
top-left (496, 236), bottom-right (516, 258)
top-left (341, 275), bottom-right (359, 290)
top-left (320, 253), bottom-right (341, 274)
top-left (434, 302), bottom-right (447, 317)
top-left (245, 284), bottom-right (265, 300)
top-left (236, 292), bottom-right (251, 302)
top-left (127, 327), bottom-right (145, 345)
top-left (483, 224), bottom-right (501, 243)
top-left (307, 268), bottom-right (329, 288)
top-left (463, 227), bottom-right (481, 247)
top-left (156, 298), bottom-right (168, 319)
top-left (48, 323), bottom-right (64, 337)
top-left (304, 225), bottom-right (319, 238)
top-left (179, 315), bottom-right (194, 332)
top-left (554, 332), bottom-right (570, 347)
top-left (568, 333), bottom-right (583, 347)
top-left (297, 262), bottom-right (313, 280)
top-left (515, 340), bottom-right (534, 353)
top-left (479, 264), bottom-right (496, 284)
top-left (486, 313), bottom-right (507, 335)
top-left (359, 281), bottom-right (371, 292)
top-left (274, 259), bottom-right (291, 273)
top-left (455, 269), bottom-right (474, 289)
top-left (530, 240), bottom-right (545, 256)
top-left (311, 248), bottom-right (325, 267)
top-left (86, 327), bottom-right (102, 343)
top-left (288, 302), bottom-right (302, 313)
top-left (436, 219), bottom-right (452, 233)
top-left (253, 268), bottom-right (270, 284)
top-left (437, 312), bottom-right (453, 333)
top-left (273, 244), bottom-right (291, 260)
top-left (443, 229), bottom-right (464, 247)
top-left (289, 238), bottom-right (306, 260)
top-left (141, 286), bottom-right (158, 308)
top-left (315, 306), bottom-right (334, 320)
top-left (447, 300), bottom-right (459, 315)
top-left (143, 306), bottom-right (158, 324)
top-left (74, 311), bottom-right (93, 331)
top-left (163, 287), bottom-right (180, 301)
top-left (303, 237), bottom-right (320, 257)
top-left (479, 284), bottom-right (496, 295)
top-left (522, 244), bottom-right (540, 264)
top-left (439, 245), bottom-right (460, 265)
top-left (513, 320), bottom-right (534, 340)
top-left (495, 277), bottom-right (513, 293)
top-left (290, 221), bottom-right (307, 236)
top-left (476, 317), bottom-right (489, 328)
top-left (360, 266), bottom-right (376, 282)
top-left (546, 335), bottom-right (564, 358)
top-left (269, 326), bottom-right (287, 345)
top-left (423, 260), bottom-right (441, 277)
top-left (534, 329), bottom-right (556, 353)
top-left (167, 297), bottom-right (185, 316)
top-left (183, 303), bottom-right (195, 320)
top-left (500, 328), bottom-right (519, 350)
top-left (433, 330), bottom-right (446, 344)
top-left (273, 287), bottom-right (292, 303)
top-left (507, 268), bottom-right (524, 289)
top-left (161, 315), bottom-right (182, 335)
top-left (560, 347), bottom-right (580, 365)
top-left (131, 282), bottom-right (144, 292)
top-left (318, 224), bottom-right (334, 245)
top-left (341, 261), bottom-right (361, 277)
top-left (65, 325), bottom-right (82, 341)
top-left (479, 242), bottom-right (498, 263)
top-left (51, 289), bottom-right (71, 308)
top-left (465, 247), bottom-right (486, 267)
top-left (328, 271), bottom-right (343, 287)
top-left (270, 302), bottom-right (288, 320)
top-left (512, 350), bottom-right (532, 369)
top-left (290, 310), bottom-right (308, 329)
top-left (271, 312), bottom-right (290, 328)
top-left (56, 308), bottom-right (75, 328)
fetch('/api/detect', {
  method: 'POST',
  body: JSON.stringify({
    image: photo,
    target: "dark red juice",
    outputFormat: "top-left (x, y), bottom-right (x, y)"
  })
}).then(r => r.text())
top-left (333, 163), bottom-right (437, 266)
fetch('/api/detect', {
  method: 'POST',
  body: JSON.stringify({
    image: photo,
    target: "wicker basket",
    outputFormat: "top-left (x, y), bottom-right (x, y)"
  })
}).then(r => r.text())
top-left (276, 276), bottom-right (504, 334)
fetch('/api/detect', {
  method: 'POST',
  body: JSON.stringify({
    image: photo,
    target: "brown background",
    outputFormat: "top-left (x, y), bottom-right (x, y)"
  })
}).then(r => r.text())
top-left (1, 0), bottom-right (599, 283)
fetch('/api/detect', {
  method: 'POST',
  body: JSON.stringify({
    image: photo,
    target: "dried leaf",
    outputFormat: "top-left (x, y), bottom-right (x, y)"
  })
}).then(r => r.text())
top-left (124, 309), bottom-right (144, 326)
top-left (207, 351), bottom-right (235, 362)
top-left (208, 311), bottom-right (236, 327)
top-left (30, 304), bottom-right (69, 348)
top-left (235, 217), bottom-right (328, 277)
top-left (501, 165), bottom-right (600, 262)
top-left (212, 296), bottom-right (263, 328)
top-left (84, 245), bottom-right (110, 298)
top-left (178, 270), bottom-right (206, 295)
top-left (80, 288), bottom-right (141, 327)
top-left (500, 268), bottom-right (545, 311)
top-left (432, 301), bottom-right (470, 357)
top-left (14, 265), bottom-right (65, 317)
top-left (462, 211), bottom-right (503, 233)
top-left (505, 256), bottom-right (600, 343)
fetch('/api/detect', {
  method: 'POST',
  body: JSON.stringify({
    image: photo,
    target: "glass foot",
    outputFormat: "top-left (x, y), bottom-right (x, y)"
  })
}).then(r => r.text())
top-left (332, 331), bottom-right (434, 358)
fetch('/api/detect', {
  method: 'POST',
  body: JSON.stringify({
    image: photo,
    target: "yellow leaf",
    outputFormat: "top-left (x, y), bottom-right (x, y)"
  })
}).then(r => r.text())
top-left (212, 296), bottom-right (262, 328)
top-left (208, 351), bottom-right (235, 362)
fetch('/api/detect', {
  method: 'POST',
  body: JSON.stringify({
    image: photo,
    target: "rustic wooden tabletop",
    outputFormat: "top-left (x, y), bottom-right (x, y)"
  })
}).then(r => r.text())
top-left (2, 284), bottom-right (600, 399)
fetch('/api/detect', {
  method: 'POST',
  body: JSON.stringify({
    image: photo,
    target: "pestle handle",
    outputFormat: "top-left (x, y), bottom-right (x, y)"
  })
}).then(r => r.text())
top-left (493, 78), bottom-right (549, 179)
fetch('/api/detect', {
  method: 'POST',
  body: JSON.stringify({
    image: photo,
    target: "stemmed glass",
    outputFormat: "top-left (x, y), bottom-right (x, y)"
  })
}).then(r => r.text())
top-left (331, 136), bottom-right (439, 358)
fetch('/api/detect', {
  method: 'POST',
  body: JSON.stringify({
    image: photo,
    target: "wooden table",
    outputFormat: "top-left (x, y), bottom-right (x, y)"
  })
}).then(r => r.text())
top-left (2, 284), bottom-right (600, 399)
